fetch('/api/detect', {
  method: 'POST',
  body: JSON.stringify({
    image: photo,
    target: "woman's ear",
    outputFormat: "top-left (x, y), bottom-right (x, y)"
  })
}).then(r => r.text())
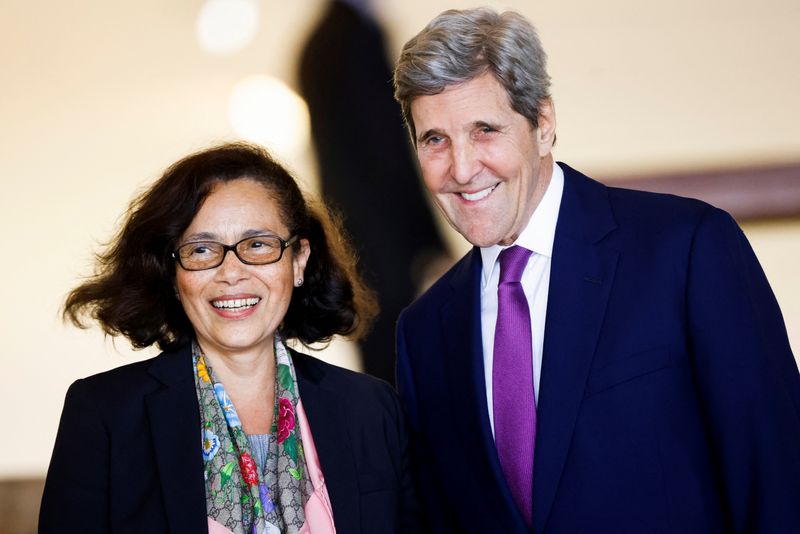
top-left (292, 238), bottom-right (311, 286)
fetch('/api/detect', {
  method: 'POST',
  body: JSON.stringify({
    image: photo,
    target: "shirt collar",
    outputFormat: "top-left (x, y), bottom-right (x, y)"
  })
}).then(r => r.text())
top-left (480, 160), bottom-right (564, 286)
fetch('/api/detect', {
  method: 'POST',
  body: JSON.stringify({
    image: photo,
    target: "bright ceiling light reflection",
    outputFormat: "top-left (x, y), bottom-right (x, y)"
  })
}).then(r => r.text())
top-left (196, 0), bottom-right (259, 55)
top-left (228, 75), bottom-right (310, 161)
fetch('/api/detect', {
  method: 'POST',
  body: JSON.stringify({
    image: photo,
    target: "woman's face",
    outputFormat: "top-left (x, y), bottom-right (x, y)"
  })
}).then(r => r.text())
top-left (174, 178), bottom-right (309, 359)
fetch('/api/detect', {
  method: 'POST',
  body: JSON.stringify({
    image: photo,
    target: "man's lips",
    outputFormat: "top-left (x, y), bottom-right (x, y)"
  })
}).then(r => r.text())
top-left (459, 184), bottom-right (498, 201)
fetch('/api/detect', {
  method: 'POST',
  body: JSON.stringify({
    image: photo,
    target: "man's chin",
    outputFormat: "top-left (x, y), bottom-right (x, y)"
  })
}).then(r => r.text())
top-left (456, 227), bottom-right (504, 248)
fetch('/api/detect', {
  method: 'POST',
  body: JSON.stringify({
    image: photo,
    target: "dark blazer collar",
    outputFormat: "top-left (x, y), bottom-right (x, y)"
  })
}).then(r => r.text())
top-left (553, 162), bottom-right (617, 243)
top-left (292, 349), bottom-right (362, 534)
top-left (146, 343), bottom-right (195, 386)
top-left (144, 344), bottom-right (208, 534)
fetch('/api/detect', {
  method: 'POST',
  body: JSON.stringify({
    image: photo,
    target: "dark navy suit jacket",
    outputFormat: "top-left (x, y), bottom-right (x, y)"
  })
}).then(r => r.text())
top-left (40, 345), bottom-right (419, 533)
top-left (396, 163), bottom-right (800, 533)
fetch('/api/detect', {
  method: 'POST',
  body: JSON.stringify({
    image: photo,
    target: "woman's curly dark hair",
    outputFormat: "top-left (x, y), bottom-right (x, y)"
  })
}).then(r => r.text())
top-left (64, 142), bottom-right (377, 351)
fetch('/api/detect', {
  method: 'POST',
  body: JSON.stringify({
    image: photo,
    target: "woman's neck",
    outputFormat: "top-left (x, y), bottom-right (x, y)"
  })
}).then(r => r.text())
top-left (199, 340), bottom-right (277, 434)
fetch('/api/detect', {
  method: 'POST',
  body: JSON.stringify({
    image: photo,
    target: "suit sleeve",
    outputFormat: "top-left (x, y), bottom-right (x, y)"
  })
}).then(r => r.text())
top-left (39, 379), bottom-right (110, 533)
top-left (396, 311), bottom-right (455, 533)
top-left (383, 376), bottom-right (425, 533)
top-left (686, 207), bottom-right (800, 531)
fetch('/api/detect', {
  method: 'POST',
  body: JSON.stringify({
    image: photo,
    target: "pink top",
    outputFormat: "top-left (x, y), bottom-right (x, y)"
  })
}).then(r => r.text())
top-left (208, 398), bottom-right (336, 533)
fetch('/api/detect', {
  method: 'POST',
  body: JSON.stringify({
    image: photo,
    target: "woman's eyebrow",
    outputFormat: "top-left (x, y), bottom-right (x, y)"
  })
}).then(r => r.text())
top-left (241, 228), bottom-right (274, 238)
top-left (181, 231), bottom-right (218, 242)
top-left (181, 228), bottom-right (278, 243)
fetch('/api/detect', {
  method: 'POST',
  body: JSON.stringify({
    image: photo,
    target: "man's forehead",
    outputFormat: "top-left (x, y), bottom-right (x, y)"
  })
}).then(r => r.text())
top-left (411, 73), bottom-right (515, 125)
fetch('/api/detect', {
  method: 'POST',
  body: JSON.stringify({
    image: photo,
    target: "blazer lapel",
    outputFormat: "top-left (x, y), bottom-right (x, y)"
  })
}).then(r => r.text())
top-left (145, 346), bottom-right (208, 534)
top-left (442, 250), bottom-right (529, 531)
top-left (294, 352), bottom-right (361, 534)
top-left (533, 164), bottom-right (618, 534)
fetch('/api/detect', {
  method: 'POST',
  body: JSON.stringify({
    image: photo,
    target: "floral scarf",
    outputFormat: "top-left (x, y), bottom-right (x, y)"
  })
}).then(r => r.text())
top-left (193, 335), bottom-right (318, 534)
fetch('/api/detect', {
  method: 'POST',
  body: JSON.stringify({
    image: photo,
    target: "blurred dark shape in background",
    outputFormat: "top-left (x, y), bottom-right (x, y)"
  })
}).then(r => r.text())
top-left (299, 0), bottom-right (449, 385)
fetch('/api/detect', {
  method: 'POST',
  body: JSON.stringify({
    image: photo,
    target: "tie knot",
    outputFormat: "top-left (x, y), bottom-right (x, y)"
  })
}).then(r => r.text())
top-left (498, 245), bottom-right (532, 284)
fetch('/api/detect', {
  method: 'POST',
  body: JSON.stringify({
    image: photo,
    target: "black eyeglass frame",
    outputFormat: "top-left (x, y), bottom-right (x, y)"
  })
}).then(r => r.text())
top-left (172, 234), bottom-right (299, 271)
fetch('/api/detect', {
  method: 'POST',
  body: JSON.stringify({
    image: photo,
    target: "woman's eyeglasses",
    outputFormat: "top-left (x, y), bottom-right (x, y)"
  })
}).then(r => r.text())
top-left (172, 234), bottom-right (298, 271)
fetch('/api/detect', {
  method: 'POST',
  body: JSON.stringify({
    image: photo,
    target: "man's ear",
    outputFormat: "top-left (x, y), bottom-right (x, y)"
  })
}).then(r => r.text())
top-left (536, 98), bottom-right (557, 156)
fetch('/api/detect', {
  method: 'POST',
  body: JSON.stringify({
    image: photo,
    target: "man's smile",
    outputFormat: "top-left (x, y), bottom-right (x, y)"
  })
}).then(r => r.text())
top-left (460, 184), bottom-right (498, 202)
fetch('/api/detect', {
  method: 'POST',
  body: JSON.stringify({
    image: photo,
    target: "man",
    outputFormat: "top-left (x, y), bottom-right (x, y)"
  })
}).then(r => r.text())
top-left (393, 7), bottom-right (800, 533)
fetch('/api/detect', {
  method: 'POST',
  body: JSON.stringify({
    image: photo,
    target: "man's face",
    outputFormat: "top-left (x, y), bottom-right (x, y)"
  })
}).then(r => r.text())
top-left (410, 71), bottom-right (555, 247)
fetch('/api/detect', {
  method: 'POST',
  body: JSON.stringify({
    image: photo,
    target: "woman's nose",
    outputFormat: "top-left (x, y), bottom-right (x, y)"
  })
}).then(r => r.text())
top-left (214, 249), bottom-right (249, 282)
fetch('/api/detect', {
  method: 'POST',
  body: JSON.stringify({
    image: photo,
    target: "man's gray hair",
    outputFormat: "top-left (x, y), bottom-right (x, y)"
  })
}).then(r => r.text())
top-left (393, 7), bottom-right (551, 140)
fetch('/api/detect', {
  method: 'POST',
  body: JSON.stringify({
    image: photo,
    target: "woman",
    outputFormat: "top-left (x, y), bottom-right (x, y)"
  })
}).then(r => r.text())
top-left (40, 142), bottom-right (419, 533)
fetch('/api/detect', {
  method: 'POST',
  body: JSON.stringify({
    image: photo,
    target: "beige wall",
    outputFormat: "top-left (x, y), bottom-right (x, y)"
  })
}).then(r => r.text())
top-left (1, 0), bottom-right (798, 478)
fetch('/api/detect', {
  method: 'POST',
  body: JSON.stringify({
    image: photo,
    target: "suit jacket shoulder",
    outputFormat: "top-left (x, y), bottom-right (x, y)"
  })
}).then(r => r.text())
top-left (60, 347), bottom-right (191, 412)
top-left (399, 245), bottom-right (481, 330)
top-left (40, 345), bottom-right (206, 533)
top-left (292, 348), bottom-right (397, 406)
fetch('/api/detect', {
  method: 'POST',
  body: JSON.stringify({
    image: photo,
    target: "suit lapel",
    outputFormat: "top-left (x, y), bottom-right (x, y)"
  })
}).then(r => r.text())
top-left (442, 250), bottom-right (529, 531)
top-left (145, 346), bottom-right (208, 534)
top-left (532, 164), bottom-right (618, 534)
top-left (294, 351), bottom-right (361, 534)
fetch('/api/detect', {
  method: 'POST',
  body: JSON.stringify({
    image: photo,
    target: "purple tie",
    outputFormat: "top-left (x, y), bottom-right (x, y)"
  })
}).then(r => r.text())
top-left (493, 245), bottom-right (535, 527)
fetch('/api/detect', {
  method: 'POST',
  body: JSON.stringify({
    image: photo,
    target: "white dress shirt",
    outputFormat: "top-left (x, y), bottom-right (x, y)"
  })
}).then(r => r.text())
top-left (480, 161), bottom-right (564, 436)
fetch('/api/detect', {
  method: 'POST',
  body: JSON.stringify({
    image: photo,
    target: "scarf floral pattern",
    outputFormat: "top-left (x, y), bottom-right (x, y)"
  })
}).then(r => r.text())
top-left (193, 334), bottom-right (314, 534)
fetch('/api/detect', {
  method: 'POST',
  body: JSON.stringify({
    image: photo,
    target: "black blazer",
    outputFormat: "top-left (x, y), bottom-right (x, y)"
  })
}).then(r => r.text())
top-left (40, 344), bottom-right (420, 533)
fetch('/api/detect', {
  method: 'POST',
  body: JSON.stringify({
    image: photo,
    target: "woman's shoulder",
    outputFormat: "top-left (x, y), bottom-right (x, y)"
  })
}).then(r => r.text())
top-left (64, 345), bottom-right (192, 407)
top-left (290, 348), bottom-right (398, 405)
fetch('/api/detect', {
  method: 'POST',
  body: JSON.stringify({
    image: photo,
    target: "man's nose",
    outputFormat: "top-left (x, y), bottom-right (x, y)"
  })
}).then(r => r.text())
top-left (450, 141), bottom-right (481, 185)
